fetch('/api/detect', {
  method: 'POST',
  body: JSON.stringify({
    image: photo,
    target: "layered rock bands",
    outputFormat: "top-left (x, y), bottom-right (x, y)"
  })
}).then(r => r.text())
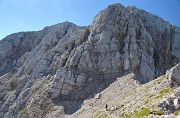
top-left (0, 3), bottom-right (179, 118)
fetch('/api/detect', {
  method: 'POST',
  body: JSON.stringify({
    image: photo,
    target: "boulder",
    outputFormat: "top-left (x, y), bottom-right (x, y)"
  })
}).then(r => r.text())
top-left (166, 63), bottom-right (180, 86)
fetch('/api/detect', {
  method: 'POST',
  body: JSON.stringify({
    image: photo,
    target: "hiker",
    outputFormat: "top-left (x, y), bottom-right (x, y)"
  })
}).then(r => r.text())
top-left (105, 104), bottom-right (108, 111)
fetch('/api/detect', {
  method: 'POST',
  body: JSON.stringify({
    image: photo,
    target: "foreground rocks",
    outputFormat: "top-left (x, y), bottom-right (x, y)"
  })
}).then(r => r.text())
top-left (0, 3), bottom-right (179, 118)
top-left (166, 63), bottom-right (180, 86)
top-left (89, 64), bottom-right (180, 118)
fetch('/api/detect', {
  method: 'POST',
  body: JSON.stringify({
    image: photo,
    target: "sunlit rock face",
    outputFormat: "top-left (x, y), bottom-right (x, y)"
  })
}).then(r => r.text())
top-left (0, 3), bottom-right (179, 118)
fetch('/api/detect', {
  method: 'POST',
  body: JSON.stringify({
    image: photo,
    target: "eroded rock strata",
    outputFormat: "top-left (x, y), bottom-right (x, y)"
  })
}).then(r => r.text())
top-left (0, 3), bottom-right (179, 118)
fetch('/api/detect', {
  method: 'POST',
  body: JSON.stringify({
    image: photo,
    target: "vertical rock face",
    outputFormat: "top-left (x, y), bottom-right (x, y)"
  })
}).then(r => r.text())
top-left (0, 3), bottom-right (179, 118)
top-left (0, 31), bottom-right (39, 76)
top-left (127, 6), bottom-right (180, 76)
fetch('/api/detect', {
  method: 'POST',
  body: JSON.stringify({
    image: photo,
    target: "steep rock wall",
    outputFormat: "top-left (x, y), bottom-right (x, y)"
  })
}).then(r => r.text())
top-left (0, 3), bottom-right (179, 118)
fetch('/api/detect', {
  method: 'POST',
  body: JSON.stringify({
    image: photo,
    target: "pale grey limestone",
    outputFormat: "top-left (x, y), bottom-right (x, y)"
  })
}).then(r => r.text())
top-left (166, 63), bottom-right (180, 86)
top-left (0, 3), bottom-right (179, 118)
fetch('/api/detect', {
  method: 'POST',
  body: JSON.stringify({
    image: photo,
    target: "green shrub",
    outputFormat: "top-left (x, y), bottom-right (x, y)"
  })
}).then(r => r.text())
top-left (174, 110), bottom-right (180, 116)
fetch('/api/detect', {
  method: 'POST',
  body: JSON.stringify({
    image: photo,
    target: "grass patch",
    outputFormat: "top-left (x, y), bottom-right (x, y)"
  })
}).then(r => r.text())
top-left (20, 109), bottom-right (28, 115)
top-left (92, 110), bottom-right (109, 118)
top-left (144, 99), bottom-right (149, 105)
top-left (148, 94), bottom-right (154, 98)
top-left (134, 108), bottom-right (150, 117)
top-left (174, 110), bottom-right (180, 116)
top-left (123, 108), bottom-right (150, 118)
top-left (144, 94), bottom-right (154, 105)
top-left (120, 104), bottom-right (124, 108)
top-left (156, 75), bottom-right (165, 82)
top-left (161, 75), bottom-right (166, 78)
top-left (155, 88), bottom-right (172, 99)
top-left (155, 111), bottom-right (163, 115)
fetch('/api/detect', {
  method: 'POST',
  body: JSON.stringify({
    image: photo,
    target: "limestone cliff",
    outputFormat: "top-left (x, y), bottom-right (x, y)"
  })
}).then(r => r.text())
top-left (0, 3), bottom-right (179, 118)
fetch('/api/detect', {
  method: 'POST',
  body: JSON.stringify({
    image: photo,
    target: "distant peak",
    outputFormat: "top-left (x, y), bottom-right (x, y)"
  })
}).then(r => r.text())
top-left (106, 3), bottom-right (126, 10)
top-left (108, 3), bottom-right (123, 7)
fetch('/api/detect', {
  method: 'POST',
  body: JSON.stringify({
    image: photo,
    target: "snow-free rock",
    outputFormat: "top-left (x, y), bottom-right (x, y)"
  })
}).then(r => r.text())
top-left (0, 3), bottom-right (179, 118)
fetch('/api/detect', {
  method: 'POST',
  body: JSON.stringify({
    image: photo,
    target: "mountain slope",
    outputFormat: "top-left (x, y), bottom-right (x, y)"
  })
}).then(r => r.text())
top-left (73, 65), bottom-right (180, 118)
top-left (0, 3), bottom-right (179, 118)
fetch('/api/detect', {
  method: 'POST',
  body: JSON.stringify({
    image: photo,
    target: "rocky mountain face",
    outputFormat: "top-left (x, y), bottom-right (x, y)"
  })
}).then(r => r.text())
top-left (0, 3), bottom-right (179, 118)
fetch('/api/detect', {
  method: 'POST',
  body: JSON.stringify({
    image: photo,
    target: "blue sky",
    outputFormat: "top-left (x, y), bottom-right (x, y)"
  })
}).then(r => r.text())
top-left (0, 0), bottom-right (180, 40)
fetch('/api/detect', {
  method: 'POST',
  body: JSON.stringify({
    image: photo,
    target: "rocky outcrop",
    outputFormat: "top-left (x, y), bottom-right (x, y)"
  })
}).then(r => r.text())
top-left (156, 63), bottom-right (180, 116)
top-left (0, 3), bottom-right (179, 118)
top-left (166, 63), bottom-right (180, 86)
top-left (158, 88), bottom-right (180, 115)
top-left (127, 6), bottom-right (180, 76)
top-left (0, 31), bottom-right (40, 76)
top-left (49, 4), bottom-right (179, 99)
